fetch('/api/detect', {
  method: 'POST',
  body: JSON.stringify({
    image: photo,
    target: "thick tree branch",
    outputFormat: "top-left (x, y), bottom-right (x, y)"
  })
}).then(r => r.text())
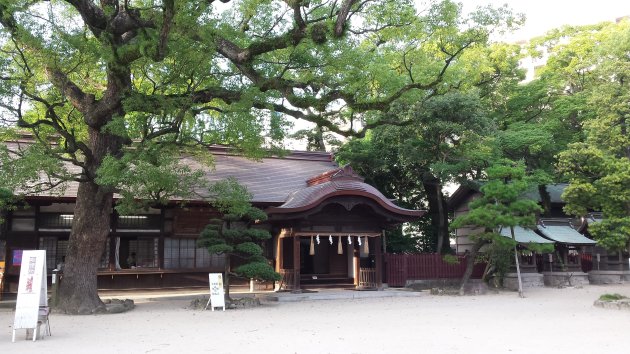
top-left (64, 0), bottom-right (107, 37)
top-left (46, 68), bottom-right (95, 114)
top-left (334, 0), bottom-right (359, 37)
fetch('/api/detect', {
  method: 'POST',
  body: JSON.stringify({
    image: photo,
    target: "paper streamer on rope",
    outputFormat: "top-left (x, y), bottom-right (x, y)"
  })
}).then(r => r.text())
top-left (338, 236), bottom-right (343, 254)
top-left (363, 236), bottom-right (369, 254)
top-left (316, 235), bottom-right (320, 245)
top-left (347, 235), bottom-right (352, 245)
top-left (309, 236), bottom-right (315, 255)
top-left (357, 236), bottom-right (362, 246)
top-left (329, 235), bottom-right (333, 245)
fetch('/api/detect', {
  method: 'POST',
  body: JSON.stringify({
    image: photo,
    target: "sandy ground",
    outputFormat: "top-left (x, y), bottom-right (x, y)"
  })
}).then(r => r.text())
top-left (1, 284), bottom-right (630, 353)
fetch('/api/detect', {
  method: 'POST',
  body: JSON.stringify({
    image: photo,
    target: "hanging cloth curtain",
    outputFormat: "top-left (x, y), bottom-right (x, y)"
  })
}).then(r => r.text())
top-left (363, 236), bottom-right (369, 254)
top-left (309, 236), bottom-right (315, 255)
top-left (338, 236), bottom-right (343, 255)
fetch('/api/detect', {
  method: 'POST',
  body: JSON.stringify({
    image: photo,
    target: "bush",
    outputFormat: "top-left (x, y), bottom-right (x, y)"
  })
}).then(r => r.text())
top-left (599, 293), bottom-right (628, 302)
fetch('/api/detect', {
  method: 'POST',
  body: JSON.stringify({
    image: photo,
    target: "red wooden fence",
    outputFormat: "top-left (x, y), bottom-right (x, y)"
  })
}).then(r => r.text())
top-left (384, 253), bottom-right (486, 287)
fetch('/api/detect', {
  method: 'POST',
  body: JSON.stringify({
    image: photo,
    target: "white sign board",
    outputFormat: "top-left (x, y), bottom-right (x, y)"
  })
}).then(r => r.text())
top-left (12, 250), bottom-right (48, 342)
top-left (205, 273), bottom-right (225, 311)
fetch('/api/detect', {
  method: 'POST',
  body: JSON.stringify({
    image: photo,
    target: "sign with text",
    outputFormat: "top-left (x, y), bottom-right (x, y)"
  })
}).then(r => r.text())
top-left (206, 273), bottom-right (225, 311)
top-left (12, 250), bottom-right (47, 342)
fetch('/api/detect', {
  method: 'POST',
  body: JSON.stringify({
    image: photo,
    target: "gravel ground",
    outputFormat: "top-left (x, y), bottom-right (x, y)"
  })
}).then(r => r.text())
top-left (1, 284), bottom-right (630, 353)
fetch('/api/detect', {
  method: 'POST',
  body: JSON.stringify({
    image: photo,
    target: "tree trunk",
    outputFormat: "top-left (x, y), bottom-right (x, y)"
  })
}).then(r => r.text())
top-left (56, 128), bottom-right (123, 314)
top-left (511, 226), bottom-right (524, 298)
top-left (224, 256), bottom-right (231, 301)
top-left (538, 185), bottom-right (552, 217)
top-left (56, 181), bottom-right (112, 314)
top-left (459, 239), bottom-right (487, 296)
top-left (423, 179), bottom-right (450, 254)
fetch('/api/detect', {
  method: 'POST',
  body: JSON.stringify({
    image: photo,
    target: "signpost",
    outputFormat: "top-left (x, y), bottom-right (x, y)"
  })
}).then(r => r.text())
top-left (12, 250), bottom-right (48, 342)
top-left (205, 273), bottom-right (225, 311)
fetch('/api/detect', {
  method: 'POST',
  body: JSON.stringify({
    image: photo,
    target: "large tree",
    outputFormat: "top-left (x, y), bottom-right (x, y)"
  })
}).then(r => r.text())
top-left (337, 91), bottom-right (502, 253)
top-left (0, 0), bottom-right (519, 314)
top-left (557, 19), bottom-right (630, 254)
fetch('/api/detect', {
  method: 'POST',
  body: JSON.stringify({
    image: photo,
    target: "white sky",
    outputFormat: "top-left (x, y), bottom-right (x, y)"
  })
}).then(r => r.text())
top-left (460, 0), bottom-right (630, 42)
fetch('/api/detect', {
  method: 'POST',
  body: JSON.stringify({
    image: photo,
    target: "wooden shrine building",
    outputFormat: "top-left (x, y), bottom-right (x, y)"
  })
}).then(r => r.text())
top-left (0, 139), bottom-right (424, 295)
top-left (267, 165), bottom-right (423, 291)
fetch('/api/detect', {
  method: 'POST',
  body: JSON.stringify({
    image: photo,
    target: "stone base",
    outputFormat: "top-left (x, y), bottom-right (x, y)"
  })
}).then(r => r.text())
top-left (504, 272), bottom-right (544, 291)
top-left (588, 270), bottom-right (630, 284)
top-left (594, 298), bottom-right (630, 310)
top-left (406, 279), bottom-right (487, 295)
top-left (461, 279), bottom-right (488, 295)
top-left (405, 278), bottom-right (461, 290)
top-left (543, 272), bottom-right (589, 287)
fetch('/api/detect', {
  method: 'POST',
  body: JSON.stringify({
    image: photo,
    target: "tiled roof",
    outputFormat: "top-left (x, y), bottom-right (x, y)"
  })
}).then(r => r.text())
top-left (189, 151), bottom-right (338, 203)
top-left (536, 223), bottom-right (597, 245)
top-left (500, 226), bottom-right (554, 244)
top-left (448, 183), bottom-right (570, 211)
top-left (267, 165), bottom-right (424, 218)
top-left (6, 140), bottom-right (338, 204)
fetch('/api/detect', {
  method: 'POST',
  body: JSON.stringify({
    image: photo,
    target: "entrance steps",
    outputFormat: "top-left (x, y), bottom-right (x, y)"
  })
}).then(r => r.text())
top-left (300, 274), bottom-right (354, 289)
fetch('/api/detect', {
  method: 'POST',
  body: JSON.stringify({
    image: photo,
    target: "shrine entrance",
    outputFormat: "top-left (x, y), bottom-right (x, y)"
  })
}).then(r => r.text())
top-left (276, 230), bottom-right (383, 290)
top-left (266, 165), bottom-right (424, 292)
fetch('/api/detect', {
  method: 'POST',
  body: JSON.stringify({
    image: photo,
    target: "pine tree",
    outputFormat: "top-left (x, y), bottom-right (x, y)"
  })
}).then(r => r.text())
top-left (199, 178), bottom-right (280, 300)
top-left (451, 163), bottom-right (543, 296)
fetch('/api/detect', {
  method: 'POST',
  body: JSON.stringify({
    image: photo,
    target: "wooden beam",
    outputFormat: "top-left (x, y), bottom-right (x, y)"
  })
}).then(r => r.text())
top-left (293, 231), bottom-right (380, 237)
top-left (353, 241), bottom-right (360, 287)
top-left (293, 234), bottom-right (301, 291)
top-left (375, 235), bottom-right (383, 289)
top-left (275, 233), bottom-right (282, 272)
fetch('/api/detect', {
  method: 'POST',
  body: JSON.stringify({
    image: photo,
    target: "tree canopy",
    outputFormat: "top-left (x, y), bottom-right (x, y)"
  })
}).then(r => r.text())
top-left (556, 20), bottom-right (630, 253)
top-left (0, 0), bottom-right (521, 313)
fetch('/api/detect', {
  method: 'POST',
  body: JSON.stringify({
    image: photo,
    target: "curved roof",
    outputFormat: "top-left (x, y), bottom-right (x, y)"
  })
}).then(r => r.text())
top-left (536, 224), bottom-right (597, 246)
top-left (500, 226), bottom-right (554, 244)
top-left (267, 165), bottom-right (424, 219)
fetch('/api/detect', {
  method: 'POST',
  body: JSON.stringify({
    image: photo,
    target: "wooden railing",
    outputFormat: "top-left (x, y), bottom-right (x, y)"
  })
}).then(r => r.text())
top-left (279, 269), bottom-right (298, 290)
top-left (359, 268), bottom-right (377, 289)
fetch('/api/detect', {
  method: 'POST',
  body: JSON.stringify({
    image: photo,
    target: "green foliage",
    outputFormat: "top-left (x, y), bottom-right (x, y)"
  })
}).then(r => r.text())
top-left (208, 178), bottom-right (253, 217)
top-left (337, 91), bottom-right (499, 252)
top-left (96, 144), bottom-right (208, 214)
top-left (451, 163), bottom-right (543, 282)
top-left (442, 254), bottom-right (460, 265)
top-left (199, 179), bottom-right (279, 283)
top-left (482, 239), bottom-right (514, 285)
top-left (452, 163), bottom-right (542, 230)
top-left (599, 293), bottom-right (628, 302)
top-left (554, 19), bottom-right (630, 253)
top-left (234, 262), bottom-right (281, 282)
top-left (524, 242), bottom-right (554, 254)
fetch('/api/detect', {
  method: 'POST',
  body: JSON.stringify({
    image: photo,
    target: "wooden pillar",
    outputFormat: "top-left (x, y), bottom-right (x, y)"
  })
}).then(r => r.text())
top-left (353, 240), bottom-right (360, 287)
top-left (108, 235), bottom-right (116, 271)
top-left (293, 234), bottom-right (300, 291)
top-left (275, 233), bottom-right (283, 272)
top-left (375, 235), bottom-right (383, 289)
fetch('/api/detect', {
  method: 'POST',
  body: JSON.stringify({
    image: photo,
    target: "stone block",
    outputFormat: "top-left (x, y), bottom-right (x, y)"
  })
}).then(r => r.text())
top-left (588, 270), bottom-right (630, 284)
top-left (504, 272), bottom-right (544, 291)
top-left (543, 272), bottom-right (589, 287)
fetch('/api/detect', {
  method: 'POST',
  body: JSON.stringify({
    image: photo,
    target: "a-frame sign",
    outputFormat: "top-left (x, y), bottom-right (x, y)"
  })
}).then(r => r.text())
top-left (12, 250), bottom-right (48, 342)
